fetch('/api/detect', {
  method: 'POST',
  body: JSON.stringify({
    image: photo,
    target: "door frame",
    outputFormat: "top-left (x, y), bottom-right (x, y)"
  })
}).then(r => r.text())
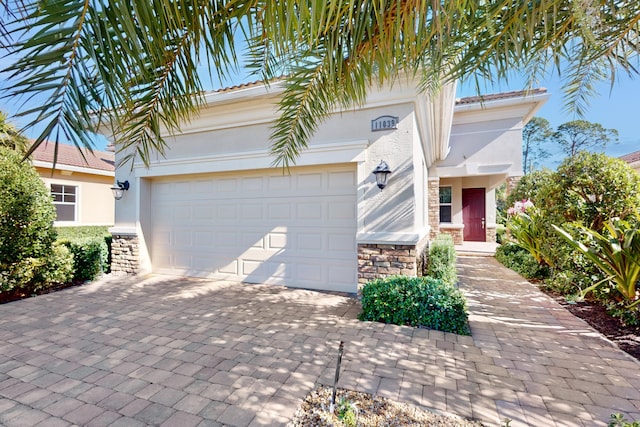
top-left (462, 188), bottom-right (486, 242)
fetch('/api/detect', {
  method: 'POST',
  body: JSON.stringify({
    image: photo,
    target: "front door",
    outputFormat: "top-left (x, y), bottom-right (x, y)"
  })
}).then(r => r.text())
top-left (462, 188), bottom-right (486, 242)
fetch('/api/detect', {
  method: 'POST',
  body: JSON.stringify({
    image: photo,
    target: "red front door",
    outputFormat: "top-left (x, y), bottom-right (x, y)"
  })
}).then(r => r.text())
top-left (462, 188), bottom-right (486, 242)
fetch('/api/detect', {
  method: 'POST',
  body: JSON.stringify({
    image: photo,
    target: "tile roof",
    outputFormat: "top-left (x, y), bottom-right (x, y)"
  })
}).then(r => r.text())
top-left (620, 150), bottom-right (640, 164)
top-left (456, 88), bottom-right (548, 105)
top-left (31, 142), bottom-right (115, 172)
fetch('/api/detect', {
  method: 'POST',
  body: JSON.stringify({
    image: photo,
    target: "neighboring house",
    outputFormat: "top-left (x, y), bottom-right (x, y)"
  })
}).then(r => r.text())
top-left (32, 143), bottom-right (115, 226)
top-left (106, 80), bottom-right (548, 292)
top-left (620, 150), bottom-right (640, 173)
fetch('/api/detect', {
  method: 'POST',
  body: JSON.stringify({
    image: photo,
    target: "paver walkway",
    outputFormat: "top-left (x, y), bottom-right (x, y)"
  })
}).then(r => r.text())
top-left (0, 256), bottom-right (639, 426)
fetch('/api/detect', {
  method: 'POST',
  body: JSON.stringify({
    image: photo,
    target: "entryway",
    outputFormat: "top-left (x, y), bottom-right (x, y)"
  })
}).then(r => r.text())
top-left (462, 188), bottom-right (486, 242)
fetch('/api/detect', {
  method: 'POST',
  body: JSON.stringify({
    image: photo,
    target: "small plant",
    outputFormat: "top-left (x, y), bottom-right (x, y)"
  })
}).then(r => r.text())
top-left (609, 413), bottom-right (640, 427)
top-left (359, 276), bottom-right (470, 335)
top-left (336, 398), bottom-right (357, 427)
top-left (506, 199), bottom-right (549, 266)
top-left (426, 234), bottom-right (457, 285)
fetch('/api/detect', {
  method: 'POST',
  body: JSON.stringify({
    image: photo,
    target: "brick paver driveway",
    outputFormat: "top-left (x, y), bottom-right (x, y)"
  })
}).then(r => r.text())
top-left (1, 256), bottom-right (639, 426)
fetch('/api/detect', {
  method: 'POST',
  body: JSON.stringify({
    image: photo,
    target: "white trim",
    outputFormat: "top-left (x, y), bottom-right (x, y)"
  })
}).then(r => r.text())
top-left (109, 226), bottom-right (137, 236)
top-left (435, 163), bottom-right (512, 177)
top-left (356, 231), bottom-right (427, 245)
top-left (133, 140), bottom-right (370, 178)
top-left (33, 161), bottom-right (114, 177)
top-left (50, 182), bottom-right (79, 224)
top-left (439, 223), bottom-right (464, 229)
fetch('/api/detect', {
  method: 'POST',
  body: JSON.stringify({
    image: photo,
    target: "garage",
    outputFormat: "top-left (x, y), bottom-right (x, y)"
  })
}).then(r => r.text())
top-left (149, 164), bottom-right (358, 292)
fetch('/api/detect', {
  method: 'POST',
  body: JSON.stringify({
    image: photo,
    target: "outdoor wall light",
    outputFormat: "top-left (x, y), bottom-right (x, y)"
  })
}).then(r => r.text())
top-left (372, 160), bottom-right (392, 190)
top-left (111, 180), bottom-right (130, 200)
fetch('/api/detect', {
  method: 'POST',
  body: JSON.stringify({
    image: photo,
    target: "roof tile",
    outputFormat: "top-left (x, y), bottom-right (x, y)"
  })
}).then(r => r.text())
top-left (31, 143), bottom-right (114, 172)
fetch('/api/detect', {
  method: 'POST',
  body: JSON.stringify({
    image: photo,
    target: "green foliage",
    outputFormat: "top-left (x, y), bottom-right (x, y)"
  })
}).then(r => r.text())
top-left (59, 237), bottom-right (109, 282)
top-left (0, 147), bottom-right (59, 293)
top-left (495, 243), bottom-right (550, 280)
top-left (506, 203), bottom-right (549, 266)
top-left (4, 0), bottom-right (640, 167)
top-left (609, 413), bottom-right (640, 427)
top-left (426, 234), bottom-right (457, 286)
top-left (359, 276), bottom-right (470, 335)
top-left (508, 153), bottom-right (640, 288)
top-left (522, 117), bottom-right (552, 174)
top-left (554, 215), bottom-right (640, 309)
top-left (55, 226), bottom-right (111, 240)
top-left (552, 120), bottom-right (618, 157)
top-left (336, 398), bottom-right (357, 427)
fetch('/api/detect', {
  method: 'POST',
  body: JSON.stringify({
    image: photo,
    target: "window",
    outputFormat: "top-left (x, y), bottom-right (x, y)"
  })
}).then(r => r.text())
top-left (439, 186), bottom-right (452, 223)
top-left (51, 184), bottom-right (77, 222)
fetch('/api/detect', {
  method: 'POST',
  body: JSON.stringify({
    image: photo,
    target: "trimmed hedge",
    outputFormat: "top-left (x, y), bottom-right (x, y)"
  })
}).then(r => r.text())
top-left (56, 226), bottom-right (112, 282)
top-left (425, 234), bottom-right (457, 285)
top-left (359, 276), bottom-right (470, 335)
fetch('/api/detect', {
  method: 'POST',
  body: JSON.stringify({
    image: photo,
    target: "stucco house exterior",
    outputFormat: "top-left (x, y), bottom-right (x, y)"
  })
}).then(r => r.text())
top-left (620, 150), bottom-right (640, 173)
top-left (106, 80), bottom-right (548, 292)
top-left (32, 143), bottom-right (115, 226)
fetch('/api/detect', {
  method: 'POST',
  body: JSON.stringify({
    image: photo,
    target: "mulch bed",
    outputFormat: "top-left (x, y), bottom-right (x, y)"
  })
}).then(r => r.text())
top-left (554, 297), bottom-right (640, 361)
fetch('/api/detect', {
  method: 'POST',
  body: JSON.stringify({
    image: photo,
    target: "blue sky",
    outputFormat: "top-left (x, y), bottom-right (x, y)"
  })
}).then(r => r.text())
top-left (1, 59), bottom-right (638, 166)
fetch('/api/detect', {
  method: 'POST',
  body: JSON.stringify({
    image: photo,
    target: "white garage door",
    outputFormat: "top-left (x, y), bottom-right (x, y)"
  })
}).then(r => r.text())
top-left (149, 164), bottom-right (358, 292)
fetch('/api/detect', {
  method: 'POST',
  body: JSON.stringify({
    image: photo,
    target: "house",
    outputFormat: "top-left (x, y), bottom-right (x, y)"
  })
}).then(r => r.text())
top-left (620, 150), bottom-right (640, 173)
top-left (106, 80), bottom-right (548, 292)
top-left (32, 143), bottom-right (115, 226)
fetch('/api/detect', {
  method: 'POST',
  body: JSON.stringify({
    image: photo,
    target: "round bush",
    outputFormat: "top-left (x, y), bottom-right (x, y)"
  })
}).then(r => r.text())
top-left (359, 276), bottom-right (470, 335)
top-left (0, 147), bottom-right (59, 292)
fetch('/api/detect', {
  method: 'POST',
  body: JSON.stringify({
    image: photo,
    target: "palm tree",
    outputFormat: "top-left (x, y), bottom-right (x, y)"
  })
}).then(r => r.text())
top-left (2, 1), bottom-right (639, 167)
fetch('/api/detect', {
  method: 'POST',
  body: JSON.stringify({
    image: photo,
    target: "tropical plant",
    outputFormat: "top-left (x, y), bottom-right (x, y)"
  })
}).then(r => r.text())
top-left (554, 215), bottom-right (640, 309)
top-left (506, 199), bottom-right (549, 266)
top-left (2, 1), bottom-right (640, 167)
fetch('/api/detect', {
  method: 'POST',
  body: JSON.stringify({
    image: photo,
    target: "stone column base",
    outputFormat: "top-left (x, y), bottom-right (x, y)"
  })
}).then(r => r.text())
top-left (110, 234), bottom-right (139, 275)
top-left (357, 236), bottom-right (429, 288)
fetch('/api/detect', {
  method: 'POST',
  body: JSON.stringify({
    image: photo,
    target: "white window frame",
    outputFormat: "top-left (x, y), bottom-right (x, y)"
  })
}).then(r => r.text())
top-left (439, 186), bottom-right (452, 224)
top-left (51, 183), bottom-right (78, 224)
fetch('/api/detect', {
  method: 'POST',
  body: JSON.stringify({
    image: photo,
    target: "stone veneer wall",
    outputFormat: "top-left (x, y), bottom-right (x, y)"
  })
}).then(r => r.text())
top-left (506, 176), bottom-right (522, 196)
top-left (110, 234), bottom-right (139, 275)
top-left (358, 237), bottom-right (429, 287)
top-left (438, 227), bottom-right (464, 245)
top-left (485, 227), bottom-right (497, 243)
top-left (427, 179), bottom-right (440, 239)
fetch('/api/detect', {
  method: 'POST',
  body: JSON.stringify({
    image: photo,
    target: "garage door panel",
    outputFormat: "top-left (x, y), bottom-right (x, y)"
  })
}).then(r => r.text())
top-left (150, 165), bottom-right (357, 292)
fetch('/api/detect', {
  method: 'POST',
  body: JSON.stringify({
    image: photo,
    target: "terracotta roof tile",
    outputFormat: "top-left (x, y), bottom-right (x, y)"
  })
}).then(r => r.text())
top-left (32, 143), bottom-right (114, 172)
top-left (620, 150), bottom-right (640, 164)
top-left (456, 88), bottom-right (548, 105)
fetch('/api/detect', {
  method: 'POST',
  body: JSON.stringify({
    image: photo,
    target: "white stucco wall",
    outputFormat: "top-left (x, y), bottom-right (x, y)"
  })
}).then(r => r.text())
top-left (110, 82), bottom-right (430, 250)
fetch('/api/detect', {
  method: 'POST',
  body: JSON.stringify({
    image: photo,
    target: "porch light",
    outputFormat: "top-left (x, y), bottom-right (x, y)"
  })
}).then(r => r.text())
top-left (372, 160), bottom-right (392, 190)
top-left (111, 180), bottom-right (130, 200)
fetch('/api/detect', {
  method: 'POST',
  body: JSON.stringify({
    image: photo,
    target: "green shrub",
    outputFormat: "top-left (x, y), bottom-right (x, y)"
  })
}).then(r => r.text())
top-left (359, 276), bottom-right (470, 335)
top-left (55, 226), bottom-right (110, 240)
top-left (426, 234), bottom-right (457, 285)
top-left (59, 237), bottom-right (109, 281)
top-left (34, 243), bottom-right (75, 288)
top-left (495, 243), bottom-right (550, 280)
top-left (0, 147), bottom-right (59, 293)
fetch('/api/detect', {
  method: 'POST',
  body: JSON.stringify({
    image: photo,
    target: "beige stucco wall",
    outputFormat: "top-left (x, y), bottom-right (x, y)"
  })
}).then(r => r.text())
top-left (37, 168), bottom-right (115, 226)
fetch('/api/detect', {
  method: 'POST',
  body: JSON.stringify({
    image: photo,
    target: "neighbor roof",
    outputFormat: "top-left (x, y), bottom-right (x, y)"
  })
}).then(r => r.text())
top-left (31, 143), bottom-right (115, 172)
top-left (620, 150), bottom-right (640, 164)
top-left (456, 88), bottom-right (548, 105)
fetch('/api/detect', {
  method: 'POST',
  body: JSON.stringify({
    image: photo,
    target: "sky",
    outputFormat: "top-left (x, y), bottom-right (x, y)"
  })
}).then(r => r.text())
top-left (1, 57), bottom-right (638, 167)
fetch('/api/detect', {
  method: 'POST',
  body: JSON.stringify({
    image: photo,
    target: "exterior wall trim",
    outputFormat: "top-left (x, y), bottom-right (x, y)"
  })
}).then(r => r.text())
top-left (133, 140), bottom-right (369, 178)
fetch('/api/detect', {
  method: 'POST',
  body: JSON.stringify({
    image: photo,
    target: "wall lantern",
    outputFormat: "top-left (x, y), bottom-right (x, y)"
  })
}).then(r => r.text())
top-left (111, 180), bottom-right (130, 200)
top-left (372, 160), bottom-right (392, 190)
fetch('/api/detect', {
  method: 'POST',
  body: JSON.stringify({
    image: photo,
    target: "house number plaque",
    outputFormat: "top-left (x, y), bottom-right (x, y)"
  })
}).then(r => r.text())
top-left (371, 115), bottom-right (399, 132)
